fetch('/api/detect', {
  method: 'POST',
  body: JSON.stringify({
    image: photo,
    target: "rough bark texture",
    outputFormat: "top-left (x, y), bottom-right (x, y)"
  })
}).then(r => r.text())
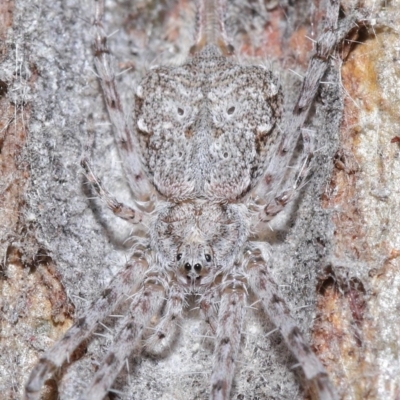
top-left (0, 0), bottom-right (399, 399)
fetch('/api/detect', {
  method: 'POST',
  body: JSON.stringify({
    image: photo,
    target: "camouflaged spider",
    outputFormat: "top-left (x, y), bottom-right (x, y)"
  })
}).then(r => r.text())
top-left (25, 0), bottom-right (361, 399)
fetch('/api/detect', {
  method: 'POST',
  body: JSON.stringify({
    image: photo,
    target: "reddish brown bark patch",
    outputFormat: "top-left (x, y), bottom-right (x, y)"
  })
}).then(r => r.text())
top-left (0, 3), bottom-right (74, 397)
top-left (315, 12), bottom-right (400, 399)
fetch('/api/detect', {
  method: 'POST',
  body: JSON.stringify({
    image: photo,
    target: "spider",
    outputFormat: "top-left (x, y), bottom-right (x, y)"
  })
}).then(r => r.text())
top-left (25, 0), bottom-right (363, 399)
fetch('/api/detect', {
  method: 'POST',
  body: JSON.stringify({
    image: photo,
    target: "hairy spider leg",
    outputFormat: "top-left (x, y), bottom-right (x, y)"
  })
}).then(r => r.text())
top-left (81, 157), bottom-right (147, 224)
top-left (24, 249), bottom-right (148, 400)
top-left (93, 0), bottom-right (154, 203)
top-left (246, 246), bottom-right (338, 400)
top-left (145, 280), bottom-right (186, 355)
top-left (255, 0), bottom-right (363, 220)
top-left (81, 275), bottom-right (165, 400)
top-left (210, 276), bottom-right (246, 400)
top-left (260, 129), bottom-right (315, 221)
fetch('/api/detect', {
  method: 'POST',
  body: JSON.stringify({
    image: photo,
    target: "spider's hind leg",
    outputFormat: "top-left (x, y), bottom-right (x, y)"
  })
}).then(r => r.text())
top-left (254, 0), bottom-right (365, 217)
top-left (92, 0), bottom-right (153, 202)
top-left (81, 155), bottom-right (147, 224)
top-left (259, 128), bottom-right (315, 221)
top-left (80, 114), bottom-right (150, 223)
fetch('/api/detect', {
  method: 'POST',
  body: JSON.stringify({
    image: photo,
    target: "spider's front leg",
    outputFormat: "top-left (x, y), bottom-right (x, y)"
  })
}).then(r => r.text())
top-left (24, 248), bottom-right (149, 400)
top-left (246, 245), bottom-right (337, 400)
top-left (145, 280), bottom-right (186, 355)
top-left (200, 286), bottom-right (219, 334)
top-left (210, 275), bottom-right (246, 400)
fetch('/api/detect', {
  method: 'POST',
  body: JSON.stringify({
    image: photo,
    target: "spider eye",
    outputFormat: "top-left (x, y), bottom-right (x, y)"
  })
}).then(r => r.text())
top-left (177, 107), bottom-right (184, 116)
top-left (184, 262), bottom-right (191, 271)
top-left (227, 106), bottom-right (235, 115)
top-left (177, 253), bottom-right (182, 261)
top-left (205, 254), bottom-right (211, 262)
top-left (194, 263), bottom-right (202, 272)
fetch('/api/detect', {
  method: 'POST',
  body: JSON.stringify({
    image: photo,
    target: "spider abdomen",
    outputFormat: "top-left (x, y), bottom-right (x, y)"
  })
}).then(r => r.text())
top-left (135, 45), bottom-right (283, 202)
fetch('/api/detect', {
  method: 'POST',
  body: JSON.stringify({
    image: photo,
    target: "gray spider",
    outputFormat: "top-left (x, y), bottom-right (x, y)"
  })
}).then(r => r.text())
top-left (25, 0), bottom-right (362, 399)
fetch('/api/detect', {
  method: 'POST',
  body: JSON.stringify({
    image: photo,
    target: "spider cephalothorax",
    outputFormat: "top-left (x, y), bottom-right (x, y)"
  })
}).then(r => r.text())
top-left (154, 201), bottom-right (249, 286)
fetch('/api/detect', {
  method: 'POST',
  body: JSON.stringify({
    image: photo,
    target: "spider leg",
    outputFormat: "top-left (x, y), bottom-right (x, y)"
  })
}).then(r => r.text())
top-left (246, 246), bottom-right (338, 400)
top-left (259, 129), bottom-right (314, 221)
top-left (199, 286), bottom-right (219, 334)
top-left (93, 0), bottom-right (153, 202)
top-left (24, 248), bottom-right (148, 400)
top-left (81, 275), bottom-right (165, 400)
top-left (255, 0), bottom-right (362, 210)
top-left (145, 281), bottom-right (185, 355)
top-left (210, 276), bottom-right (246, 400)
top-left (81, 156), bottom-right (148, 224)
